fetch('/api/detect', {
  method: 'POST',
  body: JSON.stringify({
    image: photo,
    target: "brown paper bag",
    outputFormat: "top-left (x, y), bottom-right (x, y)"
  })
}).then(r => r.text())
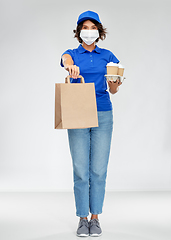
top-left (54, 75), bottom-right (98, 129)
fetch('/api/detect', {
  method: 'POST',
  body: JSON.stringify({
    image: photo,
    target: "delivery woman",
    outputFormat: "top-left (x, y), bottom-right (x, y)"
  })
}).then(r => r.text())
top-left (60, 10), bottom-right (122, 237)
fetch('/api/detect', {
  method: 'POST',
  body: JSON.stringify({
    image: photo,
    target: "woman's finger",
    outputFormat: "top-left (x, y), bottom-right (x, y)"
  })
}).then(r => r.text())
top-left (72, 65), bottom-right (78, 78)
top-left (74, 65), bottom-right (79, 77)
top-left (71, 66), bottom-right (76, 78)
top-left (115, 79), bottom-right (119, 84)
top-left (71, 66), bottom-right (75, 78)
top-left (77, 66), bottom-right (80, 76)
top-left (68, 65), bottom-right (71, 76)
top-left (75, 65), bottom-right (80, 78)
top-left (68, 65), bottom-right (79, 78)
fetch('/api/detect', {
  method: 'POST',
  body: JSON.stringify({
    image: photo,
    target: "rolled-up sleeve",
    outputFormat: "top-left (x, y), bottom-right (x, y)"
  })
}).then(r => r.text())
top-left (109, 51), bottom-right (120, 64)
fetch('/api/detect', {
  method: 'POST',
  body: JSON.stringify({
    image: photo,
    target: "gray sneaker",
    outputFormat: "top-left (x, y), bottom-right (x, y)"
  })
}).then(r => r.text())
top-left (76, 219), bottom-right (89, 237)
top-left (89, 218), bottom-right (102, 237)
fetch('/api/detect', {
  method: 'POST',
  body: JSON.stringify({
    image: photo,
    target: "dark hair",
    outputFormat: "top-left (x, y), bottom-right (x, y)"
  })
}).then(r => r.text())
top-left (73, 19), bottom-right (107, 43)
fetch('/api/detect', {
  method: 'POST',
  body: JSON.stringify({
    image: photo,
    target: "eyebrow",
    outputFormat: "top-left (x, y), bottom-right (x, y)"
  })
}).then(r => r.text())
top-left (82, 24), bottom-right (96, 27)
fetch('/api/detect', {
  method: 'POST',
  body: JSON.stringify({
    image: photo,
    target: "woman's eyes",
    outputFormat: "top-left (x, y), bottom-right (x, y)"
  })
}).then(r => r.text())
top-left (82, 26), bottom-right (97, 29)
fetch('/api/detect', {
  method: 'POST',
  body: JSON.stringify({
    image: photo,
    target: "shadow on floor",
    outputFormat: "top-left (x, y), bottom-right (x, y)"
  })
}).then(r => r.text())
top-left (28, 231), bottom-right (150, 240)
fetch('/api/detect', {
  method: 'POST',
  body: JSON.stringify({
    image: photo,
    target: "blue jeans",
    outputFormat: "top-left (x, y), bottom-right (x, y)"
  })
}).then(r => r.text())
top-left (67, 110), bottom-right (113, 217)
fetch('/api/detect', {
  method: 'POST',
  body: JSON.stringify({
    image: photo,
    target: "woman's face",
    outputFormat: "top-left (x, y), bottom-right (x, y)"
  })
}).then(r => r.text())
top-left (81, 20), bottom-right (98, 30)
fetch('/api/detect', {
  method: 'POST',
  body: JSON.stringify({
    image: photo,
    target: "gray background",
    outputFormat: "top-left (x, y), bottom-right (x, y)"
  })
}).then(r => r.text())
top-left (0, 0), bottom-right (171, 191)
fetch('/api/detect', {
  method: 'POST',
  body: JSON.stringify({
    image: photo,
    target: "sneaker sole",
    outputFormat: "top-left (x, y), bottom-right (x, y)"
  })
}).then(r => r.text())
top-left (90, 232), bottom-right (102, 237)
top-left (76, 233), bottom-right (89, 237)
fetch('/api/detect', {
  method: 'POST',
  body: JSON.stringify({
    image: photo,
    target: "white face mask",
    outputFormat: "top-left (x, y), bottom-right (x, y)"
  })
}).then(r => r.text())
top-left (80, 30), bottom-right (99, 45)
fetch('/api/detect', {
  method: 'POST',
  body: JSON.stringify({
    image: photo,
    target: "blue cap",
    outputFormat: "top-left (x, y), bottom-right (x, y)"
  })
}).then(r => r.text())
top-left (77, 10), bottom-right (101, 25)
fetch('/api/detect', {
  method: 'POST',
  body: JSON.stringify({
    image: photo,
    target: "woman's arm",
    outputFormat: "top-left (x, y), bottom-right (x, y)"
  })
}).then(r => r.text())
top-left (107, 79), bottom-right (122, 94)
top-left (62, 54), bottom-right (80, 79)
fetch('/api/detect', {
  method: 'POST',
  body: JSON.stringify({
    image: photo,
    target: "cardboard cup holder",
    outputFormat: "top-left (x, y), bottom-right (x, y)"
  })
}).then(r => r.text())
top-left (105, 75), bottom-right (126, 83)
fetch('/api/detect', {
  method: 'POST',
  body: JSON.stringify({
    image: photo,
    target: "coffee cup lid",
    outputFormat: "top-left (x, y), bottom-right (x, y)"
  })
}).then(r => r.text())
top-left (118, 63), bottom-right (124, 68)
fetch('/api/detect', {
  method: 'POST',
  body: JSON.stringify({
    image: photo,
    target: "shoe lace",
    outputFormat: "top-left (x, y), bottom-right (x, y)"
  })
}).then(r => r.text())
top-left (79, 219), bottom-right (89, 228)
top-left (89, 218), bottom-right (100, 228)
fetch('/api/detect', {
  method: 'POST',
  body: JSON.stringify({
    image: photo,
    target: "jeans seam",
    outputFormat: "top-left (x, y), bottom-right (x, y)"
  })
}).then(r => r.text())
top-left (89, 129), bottom-right (91, 212)
top-left (90, 211), bottom-right (102, 215)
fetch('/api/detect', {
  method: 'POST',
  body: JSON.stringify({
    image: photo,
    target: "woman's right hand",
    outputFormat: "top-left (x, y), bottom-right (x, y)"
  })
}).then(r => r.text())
top-left (65, 64), bottom-right (80, 79)
top-left (62, 54), bottom-right (80, 79)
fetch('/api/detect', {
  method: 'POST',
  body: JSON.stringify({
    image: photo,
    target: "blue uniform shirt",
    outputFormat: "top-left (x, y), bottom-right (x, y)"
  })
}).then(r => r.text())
top-left (60, 44), bottom-right (119, 111)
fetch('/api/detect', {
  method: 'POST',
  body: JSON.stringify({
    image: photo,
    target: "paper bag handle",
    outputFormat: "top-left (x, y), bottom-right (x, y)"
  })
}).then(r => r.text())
top-left (65, 75), bottom-right (85, 83)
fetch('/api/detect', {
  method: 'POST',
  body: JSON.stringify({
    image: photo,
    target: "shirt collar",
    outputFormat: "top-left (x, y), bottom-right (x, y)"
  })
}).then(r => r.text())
top-left (78, 44), bottom-right (101, 54)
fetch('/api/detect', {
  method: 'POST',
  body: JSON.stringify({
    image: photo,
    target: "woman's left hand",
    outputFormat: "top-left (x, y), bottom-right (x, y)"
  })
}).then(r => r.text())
top-left (108, 78), bottom-right (122, 94)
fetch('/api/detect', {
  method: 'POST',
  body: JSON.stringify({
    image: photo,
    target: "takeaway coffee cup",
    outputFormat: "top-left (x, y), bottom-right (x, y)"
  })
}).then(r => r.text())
top-left (107, 62), bottom-right (119, 75)
top-left (118, 64), bottom-right (125, 76)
